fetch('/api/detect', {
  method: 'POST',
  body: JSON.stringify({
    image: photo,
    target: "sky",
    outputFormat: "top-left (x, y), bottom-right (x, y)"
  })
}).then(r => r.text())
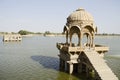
top-left (0, 0), bottom-right (120, 33)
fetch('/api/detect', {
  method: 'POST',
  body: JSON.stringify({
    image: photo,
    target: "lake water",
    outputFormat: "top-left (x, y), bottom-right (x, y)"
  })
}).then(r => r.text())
top-left (0, 36), bottom-right (120, 80)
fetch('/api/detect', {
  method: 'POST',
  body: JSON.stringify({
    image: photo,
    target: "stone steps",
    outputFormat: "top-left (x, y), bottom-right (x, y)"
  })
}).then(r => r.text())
top-left (84, 50), bottom-right (118, 80)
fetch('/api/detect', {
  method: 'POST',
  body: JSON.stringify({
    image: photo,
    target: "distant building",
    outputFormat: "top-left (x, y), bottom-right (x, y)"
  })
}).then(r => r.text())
top-left (3, 34), bottom-right (22, 42)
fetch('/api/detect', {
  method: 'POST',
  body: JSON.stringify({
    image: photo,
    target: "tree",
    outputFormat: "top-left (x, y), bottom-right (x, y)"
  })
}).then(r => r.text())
top-left (18, 30), bottom-right (34, 35)
top-left (44, 31), bottom-right (51, 34)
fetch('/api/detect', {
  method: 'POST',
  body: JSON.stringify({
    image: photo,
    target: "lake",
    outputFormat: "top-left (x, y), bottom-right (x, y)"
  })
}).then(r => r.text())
top-left (0, 36), bottom-right (120, 80)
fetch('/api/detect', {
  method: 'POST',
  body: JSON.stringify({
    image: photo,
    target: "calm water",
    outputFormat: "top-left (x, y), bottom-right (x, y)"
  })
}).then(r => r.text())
top-left (0, 36), bottom-right (120, 80)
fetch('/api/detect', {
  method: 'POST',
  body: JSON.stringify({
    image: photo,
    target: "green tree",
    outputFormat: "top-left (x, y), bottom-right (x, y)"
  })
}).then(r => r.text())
top-left (44, 31), bottom-right (51, 34)
top-left (18, 30), bottom-right (34, 35)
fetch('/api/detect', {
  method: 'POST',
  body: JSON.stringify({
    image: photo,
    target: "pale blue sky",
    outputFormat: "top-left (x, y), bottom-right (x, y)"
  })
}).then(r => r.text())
top-left (0, 0), bottom-right (120, 33)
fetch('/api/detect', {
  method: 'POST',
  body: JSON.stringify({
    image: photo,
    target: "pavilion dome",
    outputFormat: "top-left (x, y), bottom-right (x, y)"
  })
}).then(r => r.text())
top-left (67, 8), bottom-right (94, 22)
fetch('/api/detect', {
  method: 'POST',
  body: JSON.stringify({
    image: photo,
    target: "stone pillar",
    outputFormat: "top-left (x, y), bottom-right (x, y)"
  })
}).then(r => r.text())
top-left (69, 63), bottom-right (73, 74)
top-left (65, 61), bottom-right (67, 72)
top-left (80, 35), bottom-right (82, 48)
top-left (87, 35), bottom-right (89, 45)
top-left (66, 63), bottom-right (69, 72)
top-left (92, 32), bottom-right (95, 48)
top-left (70, 36), bottom-right (72, 47)
top-left (66, 31), bottom-right (68, 44)
top-left (86, 67), bottom-right (89, 78)
top-left (59, 58), bottom-right (65, 71)
top-left (62, 60), bottom-right (65, 71)
top-left (78, 63), bottom-right (82, 73)
top-left (59, 58), bottom-right (62, 70)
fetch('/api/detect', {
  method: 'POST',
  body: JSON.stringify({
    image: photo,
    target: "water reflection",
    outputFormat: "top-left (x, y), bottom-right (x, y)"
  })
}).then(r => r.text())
top-left (31, 55), bottom-right (59, 70)
top-left (31, 55), bottom-right (86, 80)
top-left (0, 36), bottom-right (119, 80)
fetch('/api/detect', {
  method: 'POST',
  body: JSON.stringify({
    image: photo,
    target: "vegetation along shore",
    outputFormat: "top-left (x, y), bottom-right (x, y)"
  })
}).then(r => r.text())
top-left (0, 30), bottom-right (120, 37)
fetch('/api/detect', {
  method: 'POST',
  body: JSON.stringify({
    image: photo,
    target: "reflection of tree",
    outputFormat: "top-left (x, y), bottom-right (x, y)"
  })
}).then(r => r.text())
top-left (44, 31), bottom-right (51, 36)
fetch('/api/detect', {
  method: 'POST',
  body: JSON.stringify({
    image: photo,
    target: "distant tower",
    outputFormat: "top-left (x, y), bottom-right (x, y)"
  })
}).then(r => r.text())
top-left (56, 8), bottom-right (118, 80)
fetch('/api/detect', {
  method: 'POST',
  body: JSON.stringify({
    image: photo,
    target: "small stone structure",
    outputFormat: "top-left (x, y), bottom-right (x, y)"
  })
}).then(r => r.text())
top-left (3, 34), bottom-right (22, 42)
top-left (56, 8), bottom-right (118, 80)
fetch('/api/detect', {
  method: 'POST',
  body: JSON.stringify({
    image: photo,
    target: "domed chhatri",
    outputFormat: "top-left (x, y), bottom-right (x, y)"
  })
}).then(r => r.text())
top-left (64, 8), bottom-right (97, 47)
top-left (66, 8), bottom-right (96, 33)
top-left (56, 8), bottom-right (118, 80)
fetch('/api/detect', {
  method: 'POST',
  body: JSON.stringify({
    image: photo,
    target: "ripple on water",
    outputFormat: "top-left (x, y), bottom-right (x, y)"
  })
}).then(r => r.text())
top-left (0, 54), bottom-right (80, 80)
top-left (105, 55), bottom-right (120, 79)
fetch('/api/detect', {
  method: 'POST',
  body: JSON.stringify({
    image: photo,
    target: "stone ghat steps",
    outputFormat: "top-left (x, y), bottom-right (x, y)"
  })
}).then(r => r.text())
top-left (84, 50), bottom-right (118, 80)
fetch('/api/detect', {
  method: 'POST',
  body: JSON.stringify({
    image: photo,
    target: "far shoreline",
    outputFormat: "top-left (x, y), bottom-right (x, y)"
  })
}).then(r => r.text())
top-left (0, 33), bottom-right (120, 37)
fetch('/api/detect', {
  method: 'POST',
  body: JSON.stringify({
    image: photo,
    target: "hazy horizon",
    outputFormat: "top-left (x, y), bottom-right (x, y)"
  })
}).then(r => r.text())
top-left (0, 0), bottom-right (120, 34)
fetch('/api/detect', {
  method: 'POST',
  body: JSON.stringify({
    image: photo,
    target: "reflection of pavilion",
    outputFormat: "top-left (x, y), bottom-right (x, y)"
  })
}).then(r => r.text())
top-left (56, 8), bottom-right (118, 80)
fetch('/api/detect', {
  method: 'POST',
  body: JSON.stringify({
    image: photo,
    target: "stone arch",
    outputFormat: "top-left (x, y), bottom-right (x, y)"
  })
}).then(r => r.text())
top-left (63, 25), bottom-right (69, 33)
top-left (82, 25), bottom-right (95, 48)
top-left (69, 25), bottom-right (81, 46)
top-left (84, 25), bottom-right (94, 33)
top-left (63, 25), bottom-right (69, 43)
top-left (82, 32), bottom-right (92, 48)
